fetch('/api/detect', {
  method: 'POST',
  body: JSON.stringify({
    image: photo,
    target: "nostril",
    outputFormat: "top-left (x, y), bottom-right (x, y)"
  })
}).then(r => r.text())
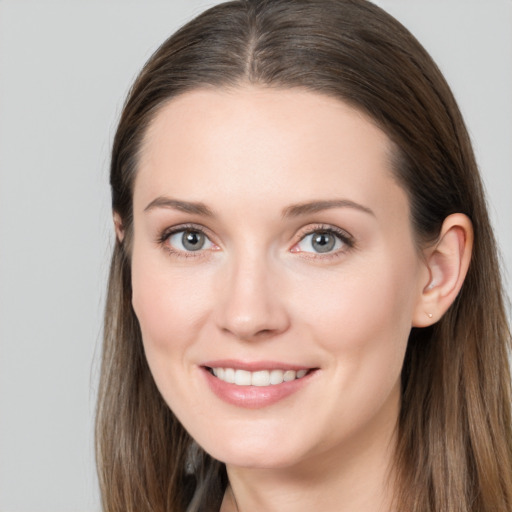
top-left (255, 328), bottom-right (273, 337)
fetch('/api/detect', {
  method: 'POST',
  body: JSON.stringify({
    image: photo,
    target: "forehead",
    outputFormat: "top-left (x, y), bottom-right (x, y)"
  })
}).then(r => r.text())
top-left (134, 86), bottom-right (406, 221)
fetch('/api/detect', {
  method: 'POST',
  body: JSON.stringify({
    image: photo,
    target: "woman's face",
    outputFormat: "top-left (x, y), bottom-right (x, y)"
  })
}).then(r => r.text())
top-left (130, 87), bottom-right (429, 470)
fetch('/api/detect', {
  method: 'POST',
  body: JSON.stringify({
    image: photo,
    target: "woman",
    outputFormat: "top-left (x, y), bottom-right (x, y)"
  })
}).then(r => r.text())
top-left (95, 0), bottom-right (512, 510)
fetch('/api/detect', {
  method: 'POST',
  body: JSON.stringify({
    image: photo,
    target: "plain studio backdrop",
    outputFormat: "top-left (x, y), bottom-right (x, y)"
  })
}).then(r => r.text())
top-left (0, 1), bottom-right (510, 510)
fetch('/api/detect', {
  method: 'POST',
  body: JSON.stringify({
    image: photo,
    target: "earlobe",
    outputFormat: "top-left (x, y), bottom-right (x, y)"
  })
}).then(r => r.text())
top-left (113, 211), bottom-right (125, 243)
top-left (412, 213), bottom-right (473, 327)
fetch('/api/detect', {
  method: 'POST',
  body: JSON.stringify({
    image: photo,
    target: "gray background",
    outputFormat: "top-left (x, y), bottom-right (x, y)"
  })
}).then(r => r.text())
top-left (0, 1), bottom-right (510, 510)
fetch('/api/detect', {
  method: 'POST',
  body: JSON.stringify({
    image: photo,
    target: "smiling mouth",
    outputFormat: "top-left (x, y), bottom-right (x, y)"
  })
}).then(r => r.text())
top-left (207, 367), bottom-right (312, 386)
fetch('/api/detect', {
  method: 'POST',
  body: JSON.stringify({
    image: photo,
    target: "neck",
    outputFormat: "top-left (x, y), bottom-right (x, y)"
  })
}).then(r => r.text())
top-left (221, 421), bottom-right (397, 512)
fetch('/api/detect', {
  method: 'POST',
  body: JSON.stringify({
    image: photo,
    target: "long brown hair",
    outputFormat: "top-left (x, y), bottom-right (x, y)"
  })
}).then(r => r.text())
top-left (96, 1), bottom-right (512, 510)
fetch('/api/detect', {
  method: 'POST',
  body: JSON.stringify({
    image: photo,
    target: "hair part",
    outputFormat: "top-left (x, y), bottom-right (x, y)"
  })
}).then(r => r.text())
top-left (97, 1), bottom-right (512, 510)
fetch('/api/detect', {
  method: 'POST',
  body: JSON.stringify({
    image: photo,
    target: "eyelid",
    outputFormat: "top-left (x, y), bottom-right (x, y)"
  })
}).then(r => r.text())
top-left (158, 222), bottom-right (212, 240)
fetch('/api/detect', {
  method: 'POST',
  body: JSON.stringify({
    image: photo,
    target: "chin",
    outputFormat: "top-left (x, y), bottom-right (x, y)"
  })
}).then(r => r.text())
top-left (212, 448), bottom-right (300, 470)
top-left (197, 428), bottom-right (306, 470)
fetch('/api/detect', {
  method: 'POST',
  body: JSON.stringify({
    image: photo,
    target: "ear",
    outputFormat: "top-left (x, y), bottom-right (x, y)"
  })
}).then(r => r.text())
top-left (113, 211), bottom-right (125, 243)
top-left (412, 213), bottom-right (473, 327)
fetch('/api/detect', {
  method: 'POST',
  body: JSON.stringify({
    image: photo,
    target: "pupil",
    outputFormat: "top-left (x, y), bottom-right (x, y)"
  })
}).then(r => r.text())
top-left (182, 230), bottom-right (204, 251)
top-left (312, 232), bottom-right (335, 253)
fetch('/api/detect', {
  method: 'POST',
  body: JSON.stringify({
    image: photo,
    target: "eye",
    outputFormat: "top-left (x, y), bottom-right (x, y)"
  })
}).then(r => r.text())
top-left (166, 229), bottom-right (215, 252)
top-left (292, 228), bottom-right (352, 255)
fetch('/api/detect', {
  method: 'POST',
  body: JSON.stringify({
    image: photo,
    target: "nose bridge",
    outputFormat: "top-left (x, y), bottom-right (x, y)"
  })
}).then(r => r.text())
top-left (215, 243), bottom-right (289, 340)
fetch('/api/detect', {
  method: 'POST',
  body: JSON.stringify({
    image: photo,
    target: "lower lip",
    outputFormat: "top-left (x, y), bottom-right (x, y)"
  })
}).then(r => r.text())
top-left (201, 367), bottom-right (315, 409)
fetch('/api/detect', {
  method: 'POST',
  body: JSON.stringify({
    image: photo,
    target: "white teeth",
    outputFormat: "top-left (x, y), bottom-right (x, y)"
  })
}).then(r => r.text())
top-left (283, 370), bottom-right (296, 382)
top-left (251, 370), bottom-right (270, 387)
top-left (234, 369), bottom-right (252, 386)
top-left (224, 367), bottom-right (235, 384)
top-left (269, 369), bottom-right (284, 385)
top-left (211, 367), bottom-right (309, 386)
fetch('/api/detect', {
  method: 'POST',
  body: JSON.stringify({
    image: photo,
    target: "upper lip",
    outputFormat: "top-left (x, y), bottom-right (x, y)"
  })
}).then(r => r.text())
top-left (201, 359), bottom-right (314, 372)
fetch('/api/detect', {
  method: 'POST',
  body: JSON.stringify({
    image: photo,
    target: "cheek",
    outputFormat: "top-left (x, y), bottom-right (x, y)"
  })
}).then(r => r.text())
top-left (297, 254), bottom-right (418, 375)
top-left (131, 250), bottom-right (212, 356)
top-left (130, 253), bottom-right (216, 418)
top-left (290, 257), bottom-right (418, 441)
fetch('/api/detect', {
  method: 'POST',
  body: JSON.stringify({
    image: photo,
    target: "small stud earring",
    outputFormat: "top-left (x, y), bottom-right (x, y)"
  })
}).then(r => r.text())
top-left (427, 313), bottom-right (433, 318)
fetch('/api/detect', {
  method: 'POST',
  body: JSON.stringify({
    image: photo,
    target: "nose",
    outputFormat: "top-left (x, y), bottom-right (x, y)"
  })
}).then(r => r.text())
top-left (214, 252), bottom-right (290, 341)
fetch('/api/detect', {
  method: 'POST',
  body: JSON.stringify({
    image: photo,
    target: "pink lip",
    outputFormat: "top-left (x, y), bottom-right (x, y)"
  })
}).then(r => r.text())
top-left (200, 362), bottom-right (317, 409)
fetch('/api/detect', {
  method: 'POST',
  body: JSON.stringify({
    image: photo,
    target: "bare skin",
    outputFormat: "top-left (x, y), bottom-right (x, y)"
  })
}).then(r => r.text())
top-left (124, 87), bottom-right (472, 512)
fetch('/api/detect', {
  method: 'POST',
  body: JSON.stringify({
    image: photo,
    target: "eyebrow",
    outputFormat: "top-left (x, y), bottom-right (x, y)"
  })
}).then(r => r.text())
top-left (144, 197), bottom-right (214, 216)
top-left (282, 199), bottom-right (375, 218)
top-left (143, 196), bottom-right (374, 218)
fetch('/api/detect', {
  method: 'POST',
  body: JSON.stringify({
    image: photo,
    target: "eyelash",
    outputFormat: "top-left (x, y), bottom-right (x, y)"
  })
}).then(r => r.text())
top-left (157, 223), bottom-right (355, 260)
